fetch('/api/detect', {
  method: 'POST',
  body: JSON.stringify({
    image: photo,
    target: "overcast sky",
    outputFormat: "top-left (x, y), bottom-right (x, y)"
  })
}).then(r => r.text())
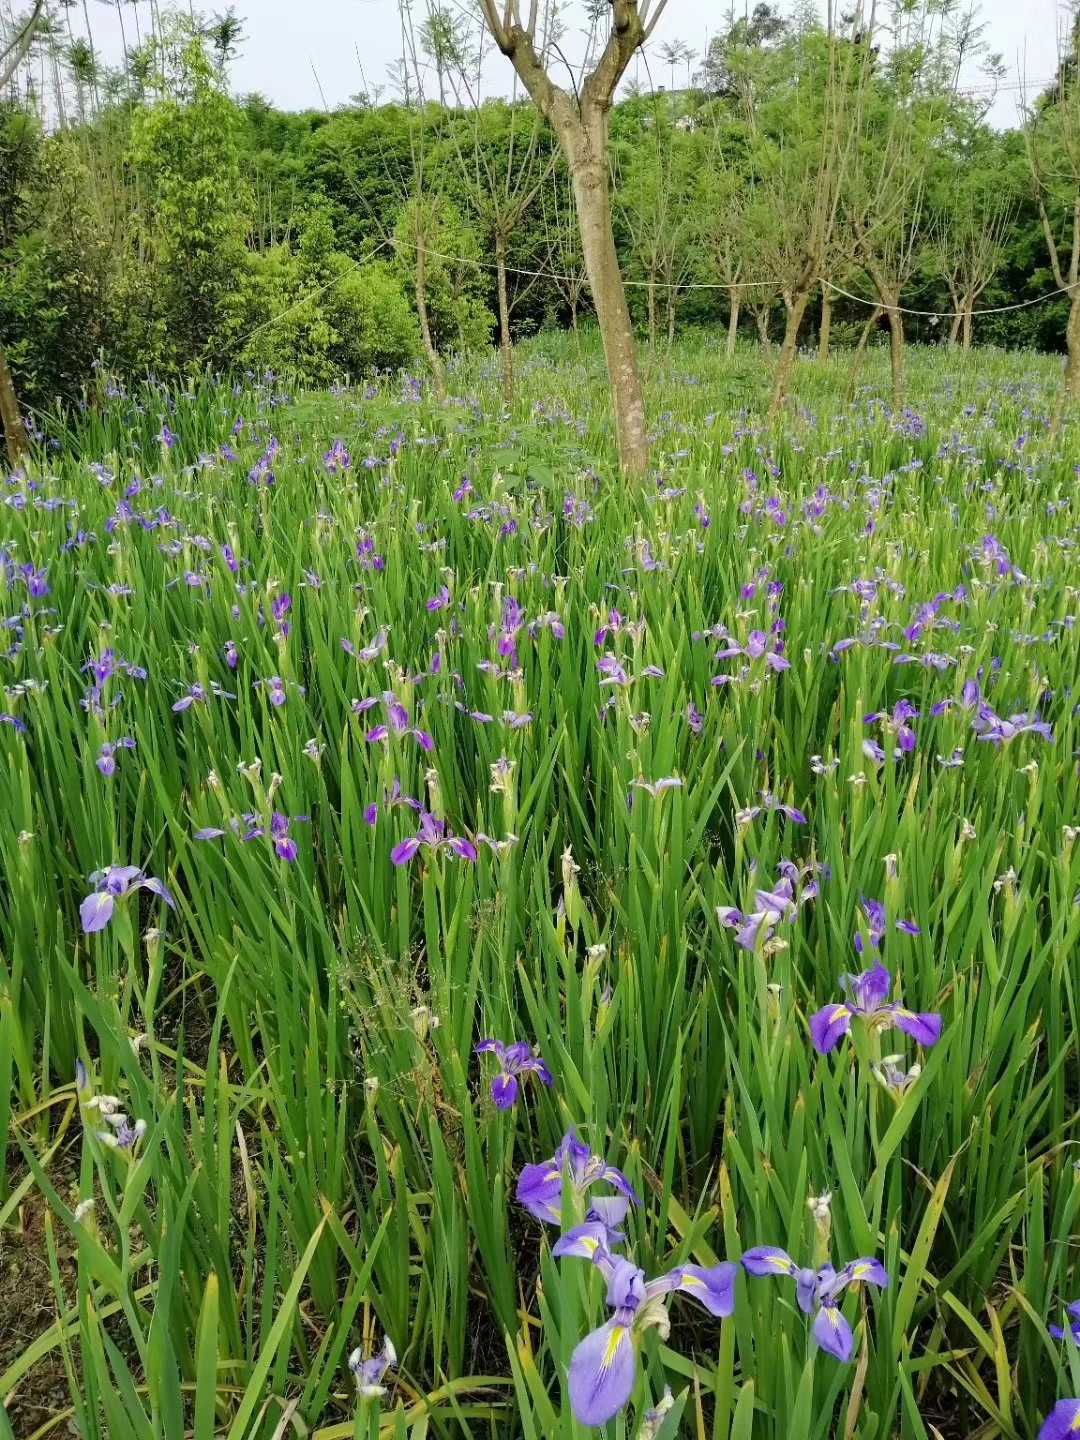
top-left (53, 0), bottom-right (1070, 126)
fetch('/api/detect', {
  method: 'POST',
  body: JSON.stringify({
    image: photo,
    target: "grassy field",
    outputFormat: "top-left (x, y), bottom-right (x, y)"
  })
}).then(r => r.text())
top-left (1, 334), bottom-right (1079, 1440)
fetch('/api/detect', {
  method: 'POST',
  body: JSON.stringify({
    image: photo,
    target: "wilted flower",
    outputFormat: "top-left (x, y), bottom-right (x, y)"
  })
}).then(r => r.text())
top-left (630, 775), bottom-right (683, 801)
top-left (742, 1248), bottom-right (889, 1361)
top-left (474, 1039), bottom-right (553, 1109)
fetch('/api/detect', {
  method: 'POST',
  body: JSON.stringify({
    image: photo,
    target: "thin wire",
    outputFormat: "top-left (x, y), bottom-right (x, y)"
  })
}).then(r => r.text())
top-left (223, 239), bottom-right (393, 353)
top-left (389, 236), bottom-right (1079, 317)
top-left (822, 276), bottom-right (1078, 318)
top-left (215, 230), bottom-right (1075, 361)
top-left (386, 235), bottom-right (783, 289)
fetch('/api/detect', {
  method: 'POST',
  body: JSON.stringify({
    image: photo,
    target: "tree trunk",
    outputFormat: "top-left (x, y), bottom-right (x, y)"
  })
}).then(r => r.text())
top-left (961, 300), bottom-right (973, 352)
top-left (818, 287), bottom-right (832, 363)
top-left (414, 234), bottom-right (447, 401)
top-left (495, 230), bottom-right (514, 405)
top-left (569, 135), bottom-right (649, 476)
top-left (886, 304), bottom-right (905, 411)
top-left (646, 272), bottom-right (657, 352)
top-left (754, 307), bottom-right (772, 350)
top-left (726, 289), bottom-right (741, 357)
top-left (768, 289), bottom-right (811, 419)
top-left (846, 306), bottom-right (883, 399)
top-left (666, 285), bottom-right (676, 347)
top-left (1052, 291), bottom-right (1080, 435)
top-left (948, 308), bottom-right (962, 347)
top-left (0, 343), bottom-right (28, 466)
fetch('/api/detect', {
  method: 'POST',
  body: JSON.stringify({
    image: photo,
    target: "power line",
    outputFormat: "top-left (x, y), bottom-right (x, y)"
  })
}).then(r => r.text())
top-left (387, 235), bottom-right (1077, 317)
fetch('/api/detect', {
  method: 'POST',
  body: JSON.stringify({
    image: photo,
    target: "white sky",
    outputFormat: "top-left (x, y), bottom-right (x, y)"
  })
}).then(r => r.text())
top-left (38, 0), bottom-right (1070, 126)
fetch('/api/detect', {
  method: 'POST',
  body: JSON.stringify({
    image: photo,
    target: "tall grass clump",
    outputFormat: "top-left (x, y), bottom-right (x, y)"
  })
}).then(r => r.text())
top-left (0, 335), bottom-right (1077, 1439)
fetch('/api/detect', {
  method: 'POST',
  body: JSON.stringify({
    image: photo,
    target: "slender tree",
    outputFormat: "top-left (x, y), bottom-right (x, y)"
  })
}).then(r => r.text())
top-left (475, 0), bottom-right (671, 476)
top-left (1023, 12), bottom-right (1080, 427)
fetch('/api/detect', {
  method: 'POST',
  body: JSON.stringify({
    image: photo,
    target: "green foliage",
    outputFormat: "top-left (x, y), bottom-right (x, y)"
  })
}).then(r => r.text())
top-left (393, 193), bottom-right (494, 354)
top-left (125, 21), bottom-right (251, 372)
top-left (238, 211), bottom-right (419, 384)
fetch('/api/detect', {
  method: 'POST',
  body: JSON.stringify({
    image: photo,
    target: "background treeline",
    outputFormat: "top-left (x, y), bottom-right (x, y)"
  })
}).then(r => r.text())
top-left (0, 0), bottom-right (1070, 421)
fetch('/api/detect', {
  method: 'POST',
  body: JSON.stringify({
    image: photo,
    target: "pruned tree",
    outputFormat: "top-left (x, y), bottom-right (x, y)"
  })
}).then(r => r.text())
top-left (845, 0), bottom-right (960, 410)
top-left (735, 15), bottom-right (869, 418)
top-left (540, 162), bottom-right (588, 333)
top-left (433, 13), bottom-right (557, 404)
top-left (929, 197), bottom-right (1012, 349)
top-left (475, 0), bottom-right (672, 476)
top-left (616, 109), bottom-right (696, 349)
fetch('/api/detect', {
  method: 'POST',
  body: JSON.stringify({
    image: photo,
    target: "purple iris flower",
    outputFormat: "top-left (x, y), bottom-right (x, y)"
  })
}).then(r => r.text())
top-left (742, 1248), bottom-right (888, 1361)
top-left (270, 592), bottom-right (292, 638)
top-left (863, 700), bottom-right (918, 756)
top-left (717, 861), bottom-right (819, 951)
top-left (342, 628), bottom-right (389, 663)
top-left (427, 585), bottom-right (451, 612)
top-left (80, 865), bottom-right (175, 934)
top-left (474, 1039), bottom-right (553, 1109)
top-left (517, 1130), bottom-right (640, 1227)
top-left (809, 964), bottom-right (942, 1054)
top-left (0, 712), bottom-right (28, 734)
top-left (96, 737), bottom-right (136, 777)
top-left (390, 812), bottom-right (477, 866)
top-left (1039, 1402), bottom-right (1080, 1440)
top-left (18, 563), bottom-right (50, 598)
top-left (172, 681), bottom-right (234, 713)
top-left (559, 1244), bottom-right (736, 1426)
top-left (356, 532), bottom-right (385, 572)
top-left (597, 656), bottom-right (630, 687)
top-left (711, 628), bottom-right (790, 685)
top-left (1049, 1301), bottom-right (1080, 1346)
top-left (347, 1336), bottom-right (394, 1397)
top-left (324, 439), bottom-right (351, 475)
top-left (972, 709), bottom-right (1052, 745)
top-left (361, 693), bottom-right (434, 752)
top-left (738, 791), bottom-right (807, 826)
top-left (854, 897), bottom-right (921, 954)
top-left (198, 811), bottom-right (308, 862)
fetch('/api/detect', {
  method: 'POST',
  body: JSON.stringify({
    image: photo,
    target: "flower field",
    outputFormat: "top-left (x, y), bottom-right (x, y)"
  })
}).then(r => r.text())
top-left (1, 337), bottom-right (1079, 1439)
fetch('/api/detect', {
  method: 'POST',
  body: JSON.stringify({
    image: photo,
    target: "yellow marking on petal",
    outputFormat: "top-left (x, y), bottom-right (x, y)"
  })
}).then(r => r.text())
top-left (602, 1325), bottom-right (627, 1371)
top-left (680, 1274), bottom-right (704, 1288)
top-left (831, 1006), bottom-right (851, 1022)
top-left (583, 1237), bottom-right (598, 1254)
top-left (768, 1257), bottom-right (790, 1270)
top-left (1071, 1412), bottom-right (1080, 1433)
top-left (851, 1264), bottom-right (869, 1278)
